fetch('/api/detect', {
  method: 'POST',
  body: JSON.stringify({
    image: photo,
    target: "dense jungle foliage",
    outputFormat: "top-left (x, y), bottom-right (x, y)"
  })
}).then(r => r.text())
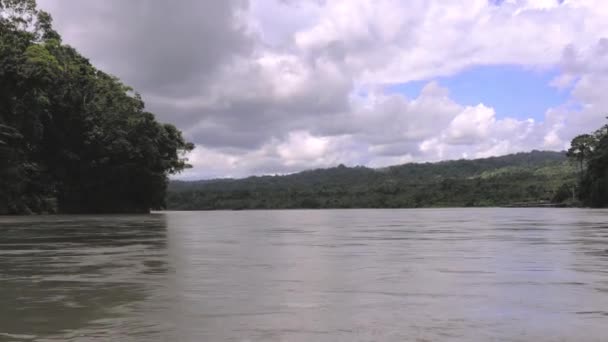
top-left (0, 0), bottom-right (193, 214)
top-left (167, 151), bottom-right (578, 210)
top-left (567, 119), bottom-right (608, 207)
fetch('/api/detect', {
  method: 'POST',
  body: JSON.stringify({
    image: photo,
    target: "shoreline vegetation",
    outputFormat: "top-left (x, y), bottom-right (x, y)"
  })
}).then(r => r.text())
top-left (0, 1), bottom-right (193, 215)
top-left (167, 122), bottom-right (608, 211)
top-left (166, 150), bottom-right (582, 211)
top-left (167, 126), bottom-right (608, 210)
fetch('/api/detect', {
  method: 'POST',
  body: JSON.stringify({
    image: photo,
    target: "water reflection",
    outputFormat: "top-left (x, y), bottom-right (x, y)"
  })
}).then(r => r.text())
top-left (0, 215), bottom-right (171, 341)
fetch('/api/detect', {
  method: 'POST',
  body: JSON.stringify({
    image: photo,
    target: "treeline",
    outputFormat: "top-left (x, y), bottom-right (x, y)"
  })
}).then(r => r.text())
top-left (0, 0), bottom-right (193, 214)
top-left (567, 119), bottom-right (608, 207)
top-left (167, 151), bottom-right (577, 210)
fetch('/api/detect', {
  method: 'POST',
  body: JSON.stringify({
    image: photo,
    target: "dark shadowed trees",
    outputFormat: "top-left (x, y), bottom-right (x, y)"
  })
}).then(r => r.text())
top-left (0, 0), bottom-right (193, 214)
top-left (566, 119), bottom-right (608, 207)
top-left (577, 121), bottom-right (608, 207)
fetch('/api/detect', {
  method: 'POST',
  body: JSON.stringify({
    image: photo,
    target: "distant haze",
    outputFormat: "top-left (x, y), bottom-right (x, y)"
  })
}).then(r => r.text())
top-left (38, 0), bottom-right (608, 178)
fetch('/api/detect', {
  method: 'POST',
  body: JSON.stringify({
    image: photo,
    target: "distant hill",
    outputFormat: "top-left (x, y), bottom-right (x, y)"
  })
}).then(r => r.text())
top-left (167, 150), bottom-right (577, 210)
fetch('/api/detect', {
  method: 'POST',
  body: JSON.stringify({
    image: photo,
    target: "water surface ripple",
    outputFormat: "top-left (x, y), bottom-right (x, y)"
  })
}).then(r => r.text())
top-left (1, 209), bottom-right (608, 341)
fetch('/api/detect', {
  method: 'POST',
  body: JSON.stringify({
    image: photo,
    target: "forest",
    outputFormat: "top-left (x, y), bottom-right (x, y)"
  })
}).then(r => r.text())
top-left (567, 120), bottom-right (608, 207)
top-left (167, 151), bottom-right (579, 210)
top-left (167, 118), bottom-right (608, 210)
top-left (0, 0), bottom-right (193, 214)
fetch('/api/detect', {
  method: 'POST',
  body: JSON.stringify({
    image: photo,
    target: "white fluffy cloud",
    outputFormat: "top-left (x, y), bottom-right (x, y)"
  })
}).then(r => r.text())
top-left (291, 0), bottom-right (608, 83)
top-left (37, 0), bottom-right (608, 178)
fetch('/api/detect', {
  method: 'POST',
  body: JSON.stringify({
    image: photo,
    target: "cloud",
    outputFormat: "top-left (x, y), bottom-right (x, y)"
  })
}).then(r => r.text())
top-left (37, 0), bottom-right (253, 124)
top-left (36, 0), bottom-right (608, 179)
top-left (292, 0), bottom-right (607, 83)
top-left (444, 104), bottom-right (496, 145)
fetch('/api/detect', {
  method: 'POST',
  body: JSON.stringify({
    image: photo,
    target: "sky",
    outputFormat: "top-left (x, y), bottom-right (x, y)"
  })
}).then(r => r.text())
top-left (36, 0), bottom-right (608, 179)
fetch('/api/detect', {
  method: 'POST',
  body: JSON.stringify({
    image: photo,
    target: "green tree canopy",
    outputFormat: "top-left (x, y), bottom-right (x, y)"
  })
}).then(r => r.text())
top-left (0, 0), bottom-right (193, 214)
top-left (566, 133), bottom-right (597, 173)
top-left (568, 118), bottom-right (608, 207)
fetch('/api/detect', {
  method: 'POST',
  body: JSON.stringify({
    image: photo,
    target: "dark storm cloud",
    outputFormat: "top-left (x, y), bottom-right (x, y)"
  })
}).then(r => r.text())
top-left (38, 0), bottom-right (254, 131)
top-left (38, 0), bottom-right (352, 150)
top-left (40, 0), bottom-right (251, 94)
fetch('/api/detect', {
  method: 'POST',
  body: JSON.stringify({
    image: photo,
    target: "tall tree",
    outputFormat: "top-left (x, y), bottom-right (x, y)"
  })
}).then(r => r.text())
top-left (579, 126), bottom-right (608, 207)
top-left (566, 134), bottom-right (597, 175)
top-left (569, 119), bottom-right (608, 207)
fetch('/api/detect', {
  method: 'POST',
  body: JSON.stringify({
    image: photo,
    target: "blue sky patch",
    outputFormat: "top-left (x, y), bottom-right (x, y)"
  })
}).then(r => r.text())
top-left (386, 64), bottom-right (572, 120)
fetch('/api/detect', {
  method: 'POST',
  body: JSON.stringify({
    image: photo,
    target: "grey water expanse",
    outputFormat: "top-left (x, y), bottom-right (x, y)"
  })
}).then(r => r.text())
top-left (1, 209), bottom-right (608, 341)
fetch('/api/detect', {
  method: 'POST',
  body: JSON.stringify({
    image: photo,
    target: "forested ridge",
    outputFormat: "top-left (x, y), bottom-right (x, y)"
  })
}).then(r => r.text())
top-left (167, 151), bottom-right (578, 210)
top-left (0, 0), bottom-right (193, 214)
top-left (166, 119), bottom-right (608, 210)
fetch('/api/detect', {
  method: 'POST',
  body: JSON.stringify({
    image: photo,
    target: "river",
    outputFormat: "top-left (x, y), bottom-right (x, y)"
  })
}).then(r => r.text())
top-left (1, 209), bottom-right (608, 341)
